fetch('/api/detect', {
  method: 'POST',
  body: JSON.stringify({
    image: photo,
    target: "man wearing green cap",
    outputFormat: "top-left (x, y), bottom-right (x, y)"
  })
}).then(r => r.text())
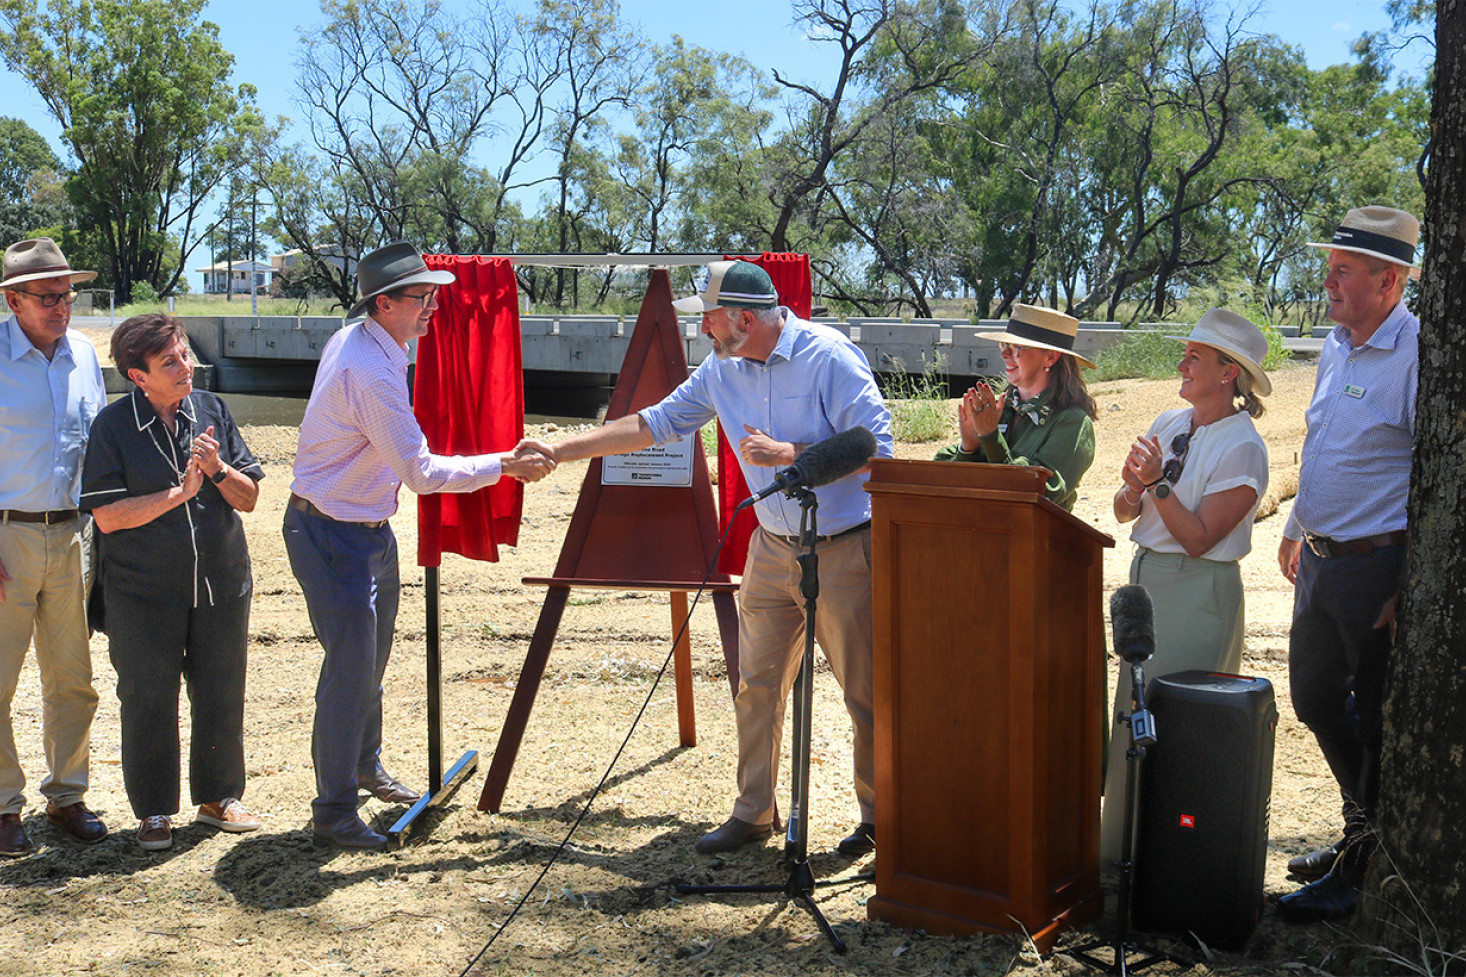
top-left (527, 260), bottom-right (893, 857)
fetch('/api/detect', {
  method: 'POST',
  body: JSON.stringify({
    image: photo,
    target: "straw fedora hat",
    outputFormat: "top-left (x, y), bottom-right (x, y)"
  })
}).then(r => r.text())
top-left (977, 304), bottom-right (1095, 368)
top-left (0, 237), bottom-right (97, 290)
top-left (1165, 308), bottom-right (1271, 397)
top-left (1306, 205), bottom-right (1421, 280)
top-left (348, 240), bottom-right (455, 320)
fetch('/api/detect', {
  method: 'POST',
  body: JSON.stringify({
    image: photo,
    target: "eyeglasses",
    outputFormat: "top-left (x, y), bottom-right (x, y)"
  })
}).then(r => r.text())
top-left (997, 342), bottom-right (1026, 356)
top-left (13, 289), bottom-right (78, 308)
top-left (396, 288), bottom-right (438, 307)
top-left (1162, 431), bottom-right (1192, 484)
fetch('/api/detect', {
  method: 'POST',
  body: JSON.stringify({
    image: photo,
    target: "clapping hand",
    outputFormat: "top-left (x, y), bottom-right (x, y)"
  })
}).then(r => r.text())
top-left (191, 425), bottom-right (223, 479)
top-left (956, 383), bottom-right (1001, 450)
top-left (180, 456), bottom-right (205, 499)
top-left (1124, 435), bottom-right (1164, 490)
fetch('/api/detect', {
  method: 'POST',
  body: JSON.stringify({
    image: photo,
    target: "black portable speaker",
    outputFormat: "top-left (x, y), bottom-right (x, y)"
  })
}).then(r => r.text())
top-left (1132, 670), bottom-right (1277, 950)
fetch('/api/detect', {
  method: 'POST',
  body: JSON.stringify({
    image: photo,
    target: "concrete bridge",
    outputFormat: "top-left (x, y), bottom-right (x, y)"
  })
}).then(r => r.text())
top-left (175, 314), bottom-right (1326, 395)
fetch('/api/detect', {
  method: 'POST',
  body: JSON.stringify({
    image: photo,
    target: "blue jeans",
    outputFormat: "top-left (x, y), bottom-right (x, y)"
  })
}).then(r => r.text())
top-left (283, 507), bottom-right (400, 826)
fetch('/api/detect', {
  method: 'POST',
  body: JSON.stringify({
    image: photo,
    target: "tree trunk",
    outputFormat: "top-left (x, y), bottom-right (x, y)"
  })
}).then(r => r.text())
top-left (1360, 0), bottom-right (1466, 960)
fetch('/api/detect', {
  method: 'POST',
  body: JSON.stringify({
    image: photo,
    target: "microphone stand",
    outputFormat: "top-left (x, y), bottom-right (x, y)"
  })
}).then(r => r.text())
top-left (1063, 659), bottom-right (1187, 975)
top-left (677, 486), bottom-right (859, 952)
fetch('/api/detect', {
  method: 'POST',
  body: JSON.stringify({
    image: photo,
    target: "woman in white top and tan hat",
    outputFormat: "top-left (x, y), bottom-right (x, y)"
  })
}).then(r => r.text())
top-left (1099, 308), bottom-right (1271, 861)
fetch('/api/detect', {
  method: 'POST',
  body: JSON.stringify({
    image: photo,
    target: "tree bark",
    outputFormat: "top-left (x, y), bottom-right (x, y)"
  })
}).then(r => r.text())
top-left (1361, 0), bottom-right (1466, 961)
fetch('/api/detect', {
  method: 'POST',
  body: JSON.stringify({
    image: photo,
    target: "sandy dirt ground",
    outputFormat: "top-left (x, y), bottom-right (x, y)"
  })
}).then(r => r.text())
top-left (0, 360), bottom-right (1377, 976)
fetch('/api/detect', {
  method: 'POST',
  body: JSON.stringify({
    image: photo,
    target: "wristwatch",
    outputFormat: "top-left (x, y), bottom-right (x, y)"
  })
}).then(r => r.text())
top-left (210, 466), bottom-right (228, 485)
top-left (1152, 482), bottom-right (1171, 500)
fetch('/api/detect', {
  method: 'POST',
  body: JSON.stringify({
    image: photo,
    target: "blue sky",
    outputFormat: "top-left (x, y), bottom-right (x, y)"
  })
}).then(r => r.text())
top-left (0, 0), bottom-right (1432, 290)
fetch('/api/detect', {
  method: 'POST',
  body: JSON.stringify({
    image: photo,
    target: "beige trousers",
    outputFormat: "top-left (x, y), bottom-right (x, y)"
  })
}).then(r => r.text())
top-left (0, 518), bottom-right (97, 814)
top-left (731, 526), bottom-right (876, 826)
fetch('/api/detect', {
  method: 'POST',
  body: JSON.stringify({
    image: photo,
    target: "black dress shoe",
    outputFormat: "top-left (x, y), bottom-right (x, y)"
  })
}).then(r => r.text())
top-left (357, 771), bottom-right (421, 804)
top-left (0, 813), bottom-right (31, 857)
top-left (694, 816), bottom-right (773, 854)
top-left (1277, 864), bottom-right (1360, 923)
top-left (837, 821), bottom-right (876, 857)
top-left (46, 802), bottom-right (108, 844)
top-left (1287, 839), bottom-right (1343, 882)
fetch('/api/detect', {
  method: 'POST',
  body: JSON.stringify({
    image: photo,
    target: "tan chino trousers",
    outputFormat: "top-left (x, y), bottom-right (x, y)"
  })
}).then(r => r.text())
top-left (0, 518), bottom-right (97, 814)
top-left (731, 526), bottom-right (876, 827)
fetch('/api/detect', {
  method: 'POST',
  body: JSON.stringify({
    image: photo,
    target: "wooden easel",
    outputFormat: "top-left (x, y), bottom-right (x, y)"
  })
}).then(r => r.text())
top-left (477, 269), bottom-right (741, 813)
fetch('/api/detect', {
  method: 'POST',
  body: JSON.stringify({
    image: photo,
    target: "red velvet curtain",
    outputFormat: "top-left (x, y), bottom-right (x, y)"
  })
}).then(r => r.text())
top-left (413, 254), bottom-right (525, 566)
top-left (716, 253), bottom-right (814, 575)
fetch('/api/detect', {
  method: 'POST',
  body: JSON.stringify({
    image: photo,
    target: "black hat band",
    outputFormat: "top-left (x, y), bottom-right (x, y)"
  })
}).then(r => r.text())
top-left (1006, 317), bottom-right (1076, 351)
top-left (1331, 226), bottom-right (1416, 264)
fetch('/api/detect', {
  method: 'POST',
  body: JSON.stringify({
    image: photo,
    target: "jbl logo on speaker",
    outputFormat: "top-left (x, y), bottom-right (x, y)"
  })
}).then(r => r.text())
top-left (1178, 814), bottom-right (1194, 828)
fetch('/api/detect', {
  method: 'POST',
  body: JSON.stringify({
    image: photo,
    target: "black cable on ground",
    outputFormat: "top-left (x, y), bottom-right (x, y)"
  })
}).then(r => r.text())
top-left (456, 520), bottom-right (737, 977)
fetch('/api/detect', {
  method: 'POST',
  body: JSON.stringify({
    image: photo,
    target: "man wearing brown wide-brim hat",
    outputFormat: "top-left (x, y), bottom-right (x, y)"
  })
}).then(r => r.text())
top-left (1276, 205), bottom-right (1421, 923)
top-left (0, 237), bottom-right (110, 856)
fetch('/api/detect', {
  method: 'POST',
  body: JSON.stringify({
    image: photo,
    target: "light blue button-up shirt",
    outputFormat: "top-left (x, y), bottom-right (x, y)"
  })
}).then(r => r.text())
top-left (0, 313), bottom-right (107, 511)
top-left (640, 310), bottom-right (893, 536)
top-left (1284, 300), bottom-right (1418, 541)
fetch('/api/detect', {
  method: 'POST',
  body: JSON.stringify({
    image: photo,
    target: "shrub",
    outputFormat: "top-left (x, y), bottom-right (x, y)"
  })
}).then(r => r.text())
top-left (1091, 321), bottom-right (1292, 382)
top-left (885, 354), bottom-right (955, 443)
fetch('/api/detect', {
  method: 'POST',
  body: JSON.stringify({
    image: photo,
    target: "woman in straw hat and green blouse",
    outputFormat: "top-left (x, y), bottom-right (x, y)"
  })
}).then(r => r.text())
top-left (1100, 308), bottom-right (1272, 861)
top-left (934, 304), bottom-right (1097, 511)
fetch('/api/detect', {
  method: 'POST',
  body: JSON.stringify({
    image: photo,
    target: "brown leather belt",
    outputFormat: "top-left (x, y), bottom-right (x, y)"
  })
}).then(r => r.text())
top-left (770, 520), bottom-right (871, 545)
top-left (1303, 530), bottom-right (1407, 559)
top-left (288, 493), bottom-right (390, 530)
top-left (0, 509), bottom-right (78, 525)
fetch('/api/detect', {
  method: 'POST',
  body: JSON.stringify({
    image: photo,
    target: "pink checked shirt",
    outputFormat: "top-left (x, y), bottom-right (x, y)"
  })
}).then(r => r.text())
top-left (290, 319), bottom-right (503, 522)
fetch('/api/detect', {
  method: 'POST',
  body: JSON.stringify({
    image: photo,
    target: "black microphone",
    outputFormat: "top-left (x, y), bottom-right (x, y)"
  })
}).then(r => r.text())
top-left (740, 427), bottom-right (879, 508)
top-left (1110, 584), bottom-right (1155, 664)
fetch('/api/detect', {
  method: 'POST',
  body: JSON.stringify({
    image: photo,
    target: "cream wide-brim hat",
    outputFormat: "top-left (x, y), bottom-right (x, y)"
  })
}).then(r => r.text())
top-left (1165, 308), bottom-right (1272, 397)
top-left (976, 303), bottom-right (1095, 369)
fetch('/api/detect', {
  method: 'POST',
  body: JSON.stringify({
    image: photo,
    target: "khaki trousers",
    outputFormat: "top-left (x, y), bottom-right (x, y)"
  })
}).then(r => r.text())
top-left (0, 518), bottom-right (97, 814)
top-left (731, 526), bottom-right (876, 826)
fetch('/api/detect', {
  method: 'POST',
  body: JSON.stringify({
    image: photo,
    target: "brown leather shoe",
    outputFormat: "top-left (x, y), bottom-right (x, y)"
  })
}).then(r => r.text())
top-left (694, 816), bottom-right (773, 854)
top-left (357, 771), bottom-right (421, 804)
top-left (197, 798), bottom-right (262, 833)
top-left (46, 802), bottom-right (108, 844)
top-left (312, 816), bottom-right (388, 850)
top-left (0, 813), bottom-right (31, 857)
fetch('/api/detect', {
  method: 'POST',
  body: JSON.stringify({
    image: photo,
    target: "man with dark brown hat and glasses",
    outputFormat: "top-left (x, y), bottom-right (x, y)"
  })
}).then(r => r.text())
top-left (1276, 205), bottom-right (1421, 922)
top-left (0, 238), bottom-right (109, 855)
top-left (284, 240), bottom-right (553, 849)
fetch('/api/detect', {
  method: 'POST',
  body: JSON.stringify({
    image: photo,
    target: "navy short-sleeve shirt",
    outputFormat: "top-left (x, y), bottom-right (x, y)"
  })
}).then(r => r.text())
top-left (81, 389), bottom-right (263, 606)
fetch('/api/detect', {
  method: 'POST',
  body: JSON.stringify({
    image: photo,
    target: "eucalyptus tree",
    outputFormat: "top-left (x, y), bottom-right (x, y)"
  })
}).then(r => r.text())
top-left (1361, 0), bottom-right (1466, 961)
top-left (765, 0), bottom-right (1003, 259)
top-left (526, 0), bottom-right (646, 305)
top-left (0, 117), bottom-right (72, 246)
top-left (0, 0), bottom-right (268, 300)
top-left (941, 0), bottom-right (1120, 315)
top-left (292, 0), bottom-right (521, 254)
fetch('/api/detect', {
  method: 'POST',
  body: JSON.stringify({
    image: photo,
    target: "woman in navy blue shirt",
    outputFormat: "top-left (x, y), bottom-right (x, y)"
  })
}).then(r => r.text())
top-left (81, 313), bottom-right (265, 851)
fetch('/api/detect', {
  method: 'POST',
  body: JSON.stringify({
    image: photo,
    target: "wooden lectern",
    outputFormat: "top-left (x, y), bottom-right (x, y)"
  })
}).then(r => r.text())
top-left (864, 459), bottom-right (1113, 953)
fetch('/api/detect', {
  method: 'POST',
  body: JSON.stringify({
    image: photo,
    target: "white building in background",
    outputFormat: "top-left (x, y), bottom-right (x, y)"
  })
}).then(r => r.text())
top-left (271, 248), bottom-right (357, 278)
top-left (196, 259), bottom-right (274, 294)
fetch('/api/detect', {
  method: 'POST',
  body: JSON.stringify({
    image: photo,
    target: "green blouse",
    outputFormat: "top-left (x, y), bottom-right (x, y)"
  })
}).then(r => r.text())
top-left (933, 386), bottom-right (1096, 511)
